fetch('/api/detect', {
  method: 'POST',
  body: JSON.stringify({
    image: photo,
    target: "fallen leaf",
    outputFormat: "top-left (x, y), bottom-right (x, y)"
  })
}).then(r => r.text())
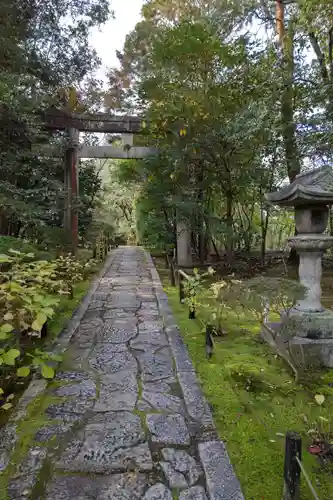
top-left (315, 394), bottom-right (325, 406)
top-left (308, 445), bottom-right (322, 455)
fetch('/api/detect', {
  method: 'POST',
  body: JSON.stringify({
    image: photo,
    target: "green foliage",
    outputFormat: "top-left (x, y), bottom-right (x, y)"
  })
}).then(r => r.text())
top-left (215, 276), bottom-right (305, 321)
top-left (0, 280), bottom-right (59, 335)
top-left (53, 255), bottom-right (86, 298)
top-left (0, 249), bottom-right (96, 401)
top-left (183, 267), bottom-right (215, 313)
top-left (0, 237), bottom-right (53, 261)
top-left (93, 231), bottom-right (111, 262)
top-left (0, 0), bottom-right (111, 249)
top-left (215, 276), bottom-right (306, 380)
top-left (106, 0), bottom-right (333, 260)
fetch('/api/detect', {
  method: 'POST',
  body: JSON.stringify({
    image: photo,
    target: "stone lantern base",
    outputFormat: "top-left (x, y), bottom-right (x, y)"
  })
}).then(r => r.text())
top-left (264, 310), bottom-right (333, 368)
top-left (284, 309), bottom-right (333, 339)
top-left (290, 336), bottom-right (333, 368)
top-left (287, 310), bottom-right (333, 367)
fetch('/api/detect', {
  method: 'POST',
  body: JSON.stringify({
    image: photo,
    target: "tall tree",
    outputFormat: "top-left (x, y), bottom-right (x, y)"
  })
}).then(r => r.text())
top-left (0, 0), bottom-right (112, 245)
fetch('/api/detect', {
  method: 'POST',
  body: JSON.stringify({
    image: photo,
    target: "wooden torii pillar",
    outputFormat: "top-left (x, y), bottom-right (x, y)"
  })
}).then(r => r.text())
top-left (64, 125), bottom-right (79, 253)
top-left (58, 88), bottom-right (81, 254)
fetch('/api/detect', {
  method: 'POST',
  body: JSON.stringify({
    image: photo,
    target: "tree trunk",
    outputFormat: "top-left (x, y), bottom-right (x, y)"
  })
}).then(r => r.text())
top-left (276, 3), bottom-right (300, 266)
top-left (225, 191), bottom-right (233, 265)
top-left (211, 237), bottom-right (221, 260)
top-left (199, 230), bottom-right (205, 265)
top-left (197, 168), bottom-right (205, 265)
top-left (260, 207), bottom-right (270, 266)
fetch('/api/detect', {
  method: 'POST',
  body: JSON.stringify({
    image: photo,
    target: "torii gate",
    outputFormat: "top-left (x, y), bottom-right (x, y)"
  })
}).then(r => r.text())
top-left (40, 95), bottom-right (191, 266)
top-left (40, 106), bottom-right (156, 252)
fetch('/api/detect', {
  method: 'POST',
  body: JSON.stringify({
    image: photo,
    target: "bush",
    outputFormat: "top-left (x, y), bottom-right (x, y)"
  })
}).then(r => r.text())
top-left (216, 276), bottom-right (306, 381)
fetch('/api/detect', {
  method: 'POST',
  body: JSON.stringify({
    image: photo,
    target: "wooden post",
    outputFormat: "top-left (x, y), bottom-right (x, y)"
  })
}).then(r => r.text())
top-left (167, 252), bottom-right (176, 286)
top-left (189, 306), bottom-right (195, 319)
top-left (205, 324), bottom-right (214, 358)
top-left (64, 126), bottom-right (79, 254)
top-left (283, 432), bottom-right (301, 500)
top-left (179, 274), bottom-right (185, 303)
top-left (71, 128), bottom-right (79, 253)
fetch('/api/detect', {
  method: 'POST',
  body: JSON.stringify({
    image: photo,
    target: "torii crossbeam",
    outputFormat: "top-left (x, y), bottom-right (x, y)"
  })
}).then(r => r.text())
top-left (42, 108), bottom-right (145, 134)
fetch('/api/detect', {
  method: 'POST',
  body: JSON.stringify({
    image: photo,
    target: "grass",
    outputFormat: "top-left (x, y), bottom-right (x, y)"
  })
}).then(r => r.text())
top-left (156, 259), bottom-right (333, 500)
top-left (47, 251), bottom-right (103, 339)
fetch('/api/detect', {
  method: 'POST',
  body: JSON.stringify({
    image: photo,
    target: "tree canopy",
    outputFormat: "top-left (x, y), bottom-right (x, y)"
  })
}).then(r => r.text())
top-left (0, 0), bottom-right (111, 247)
top-left (105, 0), bottom-right (333, 262)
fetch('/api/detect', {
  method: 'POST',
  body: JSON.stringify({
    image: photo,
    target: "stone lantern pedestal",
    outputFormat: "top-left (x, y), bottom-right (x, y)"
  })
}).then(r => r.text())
top-left (266, 167), bottom-right (333, 367)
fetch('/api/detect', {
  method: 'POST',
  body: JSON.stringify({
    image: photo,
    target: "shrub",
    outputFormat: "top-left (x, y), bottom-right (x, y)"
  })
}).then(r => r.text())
top-left (216, 276), bottom-right (305, 381)
top-left (0, 249), bottom-right (97, 403)
top-left (183, 267), bottom-right (215, 314)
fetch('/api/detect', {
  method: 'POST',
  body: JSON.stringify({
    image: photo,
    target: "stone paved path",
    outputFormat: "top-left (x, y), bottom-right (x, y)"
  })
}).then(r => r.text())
top-left (0, 247), bottom-right (244, 500)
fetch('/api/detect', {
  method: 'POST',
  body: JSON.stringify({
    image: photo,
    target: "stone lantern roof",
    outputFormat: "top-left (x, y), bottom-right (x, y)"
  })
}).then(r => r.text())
top-left (265, 165), bottom-right (333, 206)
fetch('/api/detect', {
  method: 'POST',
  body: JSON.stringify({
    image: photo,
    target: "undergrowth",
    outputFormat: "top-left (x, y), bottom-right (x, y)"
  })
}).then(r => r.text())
top-left (156, 260), bottom-right (333, 500)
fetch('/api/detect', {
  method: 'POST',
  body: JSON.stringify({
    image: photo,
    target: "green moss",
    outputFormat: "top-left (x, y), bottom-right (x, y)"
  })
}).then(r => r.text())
top-left (157, 263), bottom-right (333, 500)
top-left (0, 388), bottom-right (61, 499)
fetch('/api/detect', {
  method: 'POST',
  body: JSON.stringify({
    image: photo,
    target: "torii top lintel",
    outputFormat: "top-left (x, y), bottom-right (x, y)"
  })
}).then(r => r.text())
top-left (42, 108), bottom-right (145, 134)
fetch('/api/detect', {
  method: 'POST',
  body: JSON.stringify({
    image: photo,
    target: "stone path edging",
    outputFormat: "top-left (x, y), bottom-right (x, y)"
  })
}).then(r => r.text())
top-left (54, 251), bottom-right (118, 354)
top-left (146, 251), bottom-right (244, 500)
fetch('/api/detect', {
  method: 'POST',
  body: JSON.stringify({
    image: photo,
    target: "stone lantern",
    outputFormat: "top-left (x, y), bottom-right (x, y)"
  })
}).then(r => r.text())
top-left (265, 166), bottom-right (333, 366)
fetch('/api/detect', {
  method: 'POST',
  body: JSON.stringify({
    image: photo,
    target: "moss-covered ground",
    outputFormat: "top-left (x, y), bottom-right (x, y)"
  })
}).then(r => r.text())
top-left (156, 259), bottom-right (333, 500)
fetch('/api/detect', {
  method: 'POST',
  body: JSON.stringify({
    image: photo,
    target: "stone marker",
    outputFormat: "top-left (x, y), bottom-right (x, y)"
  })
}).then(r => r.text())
top-left (266, 166), bottom-right (333, 366)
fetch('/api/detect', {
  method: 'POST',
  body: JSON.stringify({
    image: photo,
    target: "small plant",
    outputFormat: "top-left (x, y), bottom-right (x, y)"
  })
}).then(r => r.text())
top-left (210, 280), bottom-right (233, 336)
top-left (25, 348), bottom-right (62, 380)
top-left (94, 232), bottom-right (109, 262)
top-left (226, 358), bottom-right (269, 392)
top-left (307, 395), bottom-right (333, 461)
top-left (183, 266), bottom-right (215, 313)
top-left (10, 258), bottom-right (67, 296)
top-left (0, 280), bottom-right (59, 335)
top-left (0, 248), bottom-right (98, 408)
top-left (54, 254), bottom-right (85, 298)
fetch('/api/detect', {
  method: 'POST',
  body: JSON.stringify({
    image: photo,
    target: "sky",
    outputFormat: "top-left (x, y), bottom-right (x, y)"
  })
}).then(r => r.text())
top-left (89, 0), bottom-right (144, 84)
